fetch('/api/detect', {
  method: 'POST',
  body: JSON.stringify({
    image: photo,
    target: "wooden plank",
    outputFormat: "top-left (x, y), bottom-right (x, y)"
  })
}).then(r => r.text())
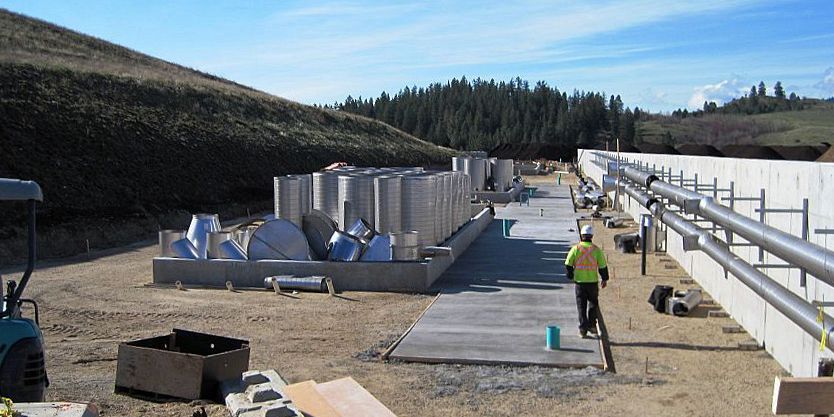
top-left (313, 377), bottom-right (397, 417)
top-left (284, 380), bottom-right (340, 417)
top-left (772, 376), bottom-right (834, 414)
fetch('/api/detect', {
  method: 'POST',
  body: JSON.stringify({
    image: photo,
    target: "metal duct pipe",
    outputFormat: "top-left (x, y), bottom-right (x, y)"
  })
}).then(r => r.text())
top-left (622, 180), bottom-right (834, 350)
top-left (623, 166), bottom-right (834, 287)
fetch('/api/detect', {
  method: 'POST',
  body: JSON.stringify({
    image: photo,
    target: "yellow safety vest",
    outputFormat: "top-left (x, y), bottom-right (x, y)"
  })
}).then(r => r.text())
top-left (565, 242), bottom-right (607, 283)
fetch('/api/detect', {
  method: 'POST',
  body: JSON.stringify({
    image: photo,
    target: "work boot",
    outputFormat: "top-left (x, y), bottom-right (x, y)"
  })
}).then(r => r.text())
top-left (589, 327), bottom-right (599, 336)
top-left (579, 329), bottom-right (588, 338)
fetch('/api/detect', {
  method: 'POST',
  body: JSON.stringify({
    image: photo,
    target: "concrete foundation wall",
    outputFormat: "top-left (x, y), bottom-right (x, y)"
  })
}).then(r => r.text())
top-left (153, 208), bottom-right (494, 293)
top-left (579, 150), bottom-right (834, 377)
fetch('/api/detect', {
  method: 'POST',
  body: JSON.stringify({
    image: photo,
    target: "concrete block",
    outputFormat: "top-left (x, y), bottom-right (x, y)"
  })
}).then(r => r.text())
top-left (14, 402), bottom-right (99, 417)
top-left (242, 370), bottom-right (270, 385)
top-left (708, 310), bottom-right (729, 318)
top-left (679, 278), bottom-right (694, 284)
top-left (738, 340), bottom-right (762, 351)
top-left (226, 394), bottom-right (261, 417)
top-left (264, 404), bottom-right (301, 417)
top-left (723, 325), bottom-right (744, 334)
top-left (247, 383), bottom-right (283, 402)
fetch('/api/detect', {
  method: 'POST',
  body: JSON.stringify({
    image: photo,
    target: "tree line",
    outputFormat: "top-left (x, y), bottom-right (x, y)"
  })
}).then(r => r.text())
top-left (672, 81), bottom-right (811, 118)
top-left (329, 77), bottom-right (639, 150)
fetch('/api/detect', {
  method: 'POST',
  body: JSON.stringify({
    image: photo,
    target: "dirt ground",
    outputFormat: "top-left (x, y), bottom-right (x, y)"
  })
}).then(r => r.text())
top-left (3, 170), bottom-right (785, 416)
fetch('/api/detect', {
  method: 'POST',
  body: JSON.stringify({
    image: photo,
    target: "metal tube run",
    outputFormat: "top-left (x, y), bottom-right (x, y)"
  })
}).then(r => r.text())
top-left (623, 166), bottom-right (834, 287)
top-left (618, 178), bottom-right (834, 351)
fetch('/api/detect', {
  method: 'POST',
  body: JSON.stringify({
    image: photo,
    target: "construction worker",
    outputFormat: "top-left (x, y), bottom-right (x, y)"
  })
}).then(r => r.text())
top-left (564, 224), bottom-right (609, 338)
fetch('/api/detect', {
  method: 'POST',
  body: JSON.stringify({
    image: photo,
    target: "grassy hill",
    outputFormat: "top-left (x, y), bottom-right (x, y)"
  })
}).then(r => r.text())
top-left (637, 99), bottom-right (834, 147)
top-left (0, 9), bottom-right (454, 260)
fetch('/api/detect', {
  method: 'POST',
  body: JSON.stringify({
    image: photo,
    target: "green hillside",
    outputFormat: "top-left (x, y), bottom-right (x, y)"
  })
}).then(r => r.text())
top-left (0, 9), bottom-right (454, 259)
top-left (638, 99), bottom-right (834, 147)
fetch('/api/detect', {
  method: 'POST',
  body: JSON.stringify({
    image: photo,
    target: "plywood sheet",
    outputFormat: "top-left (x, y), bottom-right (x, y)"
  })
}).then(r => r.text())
top-left (313, 377), bottom-right (396, 417)
top-left (284, 380), bottom-right (341, 417)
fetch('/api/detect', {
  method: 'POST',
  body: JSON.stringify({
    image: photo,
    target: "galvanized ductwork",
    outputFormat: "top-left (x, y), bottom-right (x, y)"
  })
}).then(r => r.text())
top-left (338, 174), bottom-right (375, 231)
top-left (374, 175), bottom-right (403, 234)
top-left (402, 174), bottom-right (438, 247)
top-left (274, 176), bottom-right (303, 228)
top-left (622, 166), bottom-right (834, 287)
top-left (619, 178), bottom-right (834, 350)
top-left (313, 171), bottom-right (340, 223)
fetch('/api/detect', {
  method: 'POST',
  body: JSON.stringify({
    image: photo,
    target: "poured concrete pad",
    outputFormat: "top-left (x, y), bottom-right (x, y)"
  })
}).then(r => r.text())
top-left (390, 184), bottom-right (604, 367)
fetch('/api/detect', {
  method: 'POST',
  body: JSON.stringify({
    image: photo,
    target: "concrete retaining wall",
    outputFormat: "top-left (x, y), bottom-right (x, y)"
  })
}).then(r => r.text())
top-left (579, 150), bottom-right (834, 377)
top-left (153, 208), bottom-right (494, 293)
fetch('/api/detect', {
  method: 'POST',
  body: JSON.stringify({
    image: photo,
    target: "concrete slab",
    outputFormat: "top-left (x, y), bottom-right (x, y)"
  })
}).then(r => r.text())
top-left (390, 184), bottom-right (604, 368)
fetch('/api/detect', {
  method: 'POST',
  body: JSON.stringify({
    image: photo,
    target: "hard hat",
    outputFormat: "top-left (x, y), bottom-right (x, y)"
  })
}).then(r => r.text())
top-left (580, 224), bottom-right (594, 235)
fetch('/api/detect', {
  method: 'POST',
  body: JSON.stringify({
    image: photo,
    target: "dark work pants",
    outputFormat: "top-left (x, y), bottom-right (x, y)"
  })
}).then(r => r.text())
top-left (575, 282), bottom-right (600, 332)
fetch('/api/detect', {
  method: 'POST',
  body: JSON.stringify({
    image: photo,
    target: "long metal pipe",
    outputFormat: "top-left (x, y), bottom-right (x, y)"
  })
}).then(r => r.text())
top-left (623, 166), bottom-right (834, 287)
top-left (619, 178), bottom-right (834, 350)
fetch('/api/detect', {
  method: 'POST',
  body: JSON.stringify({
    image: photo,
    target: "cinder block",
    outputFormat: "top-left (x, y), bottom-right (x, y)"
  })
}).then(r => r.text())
top-left (679, 278), bottom-right (695, 284)
top-left (242, 370), bottom-right (270, 385)
top-left (247, 383), bottom-right (283, 403)
top-left (708, 310), bottom-right (729, 318)
top-left (738, 340), bottom-right (761, 351)
top-left (264, 404), bottom-right (301, 417)
top-left (722, 325), bottom-right (744, 334)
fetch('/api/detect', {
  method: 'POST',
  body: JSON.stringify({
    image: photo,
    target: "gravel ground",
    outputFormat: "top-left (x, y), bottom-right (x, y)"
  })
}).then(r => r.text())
top-left (0, 172), bottom-right (786, 416)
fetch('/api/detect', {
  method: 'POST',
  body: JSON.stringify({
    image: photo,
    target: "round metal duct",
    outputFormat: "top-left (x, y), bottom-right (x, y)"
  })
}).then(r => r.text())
top-left (452, 157), bottom-right (467, 172)
top-left (159, 230), bottom-right (185, 257)
top-left (374, 175), bottom-right (403, 234)
top-left (338, 174), bottom-right (375, 231)
top-left (327, 231), bottom-right (364, 262)
top-left (294, 174), bottom-right (312, 215)
top-left (302, 210), bottom-right (338, 260)
top-left (402, 174), bottom-right (438, 247)
top-left (493, 159), bottom-right (514, 192)
top-left (313, 171), bottom-right (340, 224)
top-left (464, 158), bottom-right (486, 191)
top-left (274, 176), bottom-right (303, 228)
top-left (360, 234), bottom-right (392, 262)
top-left (186, 213), bottom-right (221, 259)
top-left (248, 219), bottom-right (311, 261)
top-left (391, 231), bottom-right (420, 261)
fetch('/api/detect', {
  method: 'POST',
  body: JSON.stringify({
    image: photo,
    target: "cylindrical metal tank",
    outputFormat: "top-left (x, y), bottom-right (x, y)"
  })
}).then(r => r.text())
top-left (452, 156), bottom-right (467, 172)
top-left (274, 176), bottom-right (303, 228)
top-left (338, 174), bottom-right (375, 231)
top-left (374, 175), bottom-right (403, 234)
top-left (391, 231), bottom-right (420, 261)
top-left (402, 174), bottom-right (438, 247)
top-left (313, 171), bottom-right (340, 224)
top-left (441, 172), bottom-right (452, 240)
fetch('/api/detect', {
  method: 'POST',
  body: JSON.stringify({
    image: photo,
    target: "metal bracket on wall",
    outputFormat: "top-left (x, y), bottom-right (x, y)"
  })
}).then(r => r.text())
top-left (753, 197), bottom-right (809, 287)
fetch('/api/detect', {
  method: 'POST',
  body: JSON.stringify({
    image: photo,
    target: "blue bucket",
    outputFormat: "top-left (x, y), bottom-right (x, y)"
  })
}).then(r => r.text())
top-left (546, 325), bottom-right (560, 350)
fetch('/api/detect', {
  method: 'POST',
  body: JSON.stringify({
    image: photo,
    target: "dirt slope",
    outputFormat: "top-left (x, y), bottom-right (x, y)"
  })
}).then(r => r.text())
top-left (0, 9), bottom-right (454, 260)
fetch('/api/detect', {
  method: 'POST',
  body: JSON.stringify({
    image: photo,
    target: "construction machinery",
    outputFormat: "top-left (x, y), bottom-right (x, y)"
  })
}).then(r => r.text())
top-left (0, 178), bottom-right (48, 401)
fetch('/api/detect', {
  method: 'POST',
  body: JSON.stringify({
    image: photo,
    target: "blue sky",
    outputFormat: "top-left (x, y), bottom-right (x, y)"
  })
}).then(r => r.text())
top-left (5, 0), bottom-right (834, 112)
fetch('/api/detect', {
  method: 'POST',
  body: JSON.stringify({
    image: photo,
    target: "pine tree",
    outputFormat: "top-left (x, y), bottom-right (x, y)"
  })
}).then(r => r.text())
top-left (757, 81), bottom-right (767, 97)
top-left (774, 81), bottom-right (785, 99)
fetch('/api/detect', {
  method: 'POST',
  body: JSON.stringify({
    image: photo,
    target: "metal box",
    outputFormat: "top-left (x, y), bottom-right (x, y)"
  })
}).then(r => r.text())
top-left (115, 329), bottom-right (249, 400)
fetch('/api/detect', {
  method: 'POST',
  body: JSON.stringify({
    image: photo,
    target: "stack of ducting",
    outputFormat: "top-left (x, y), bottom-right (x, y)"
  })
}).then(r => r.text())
top-left (493, 159), bottom-right (514, 192)
top-left (456, 157), bottom-right (486, 192)
top-left (293, 174), bottom-right (312, 215)
top-left (313, 171), bottom-right (340, 223)
top-left (402, 174), bottom-right (439, 247)
top-left (374, 175), bottom-right (403, 234)
top-left (274, 176), bottom-right (303, 228)
top-left (338, 174), bottom-right (375, 231)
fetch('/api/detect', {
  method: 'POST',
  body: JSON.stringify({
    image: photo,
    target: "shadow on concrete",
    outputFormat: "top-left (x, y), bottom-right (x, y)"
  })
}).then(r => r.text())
top-left (433, 219), bottom-right (573, 294)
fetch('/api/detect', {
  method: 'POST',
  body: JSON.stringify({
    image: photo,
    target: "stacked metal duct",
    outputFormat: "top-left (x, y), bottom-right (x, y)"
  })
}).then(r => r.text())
top-left (338, 174), bottom-right (375, 230)
top-left (374, 175), bottom-right (403, 234)
top-left (441, 172), bottom-right (453, 240)
top-left (460, 157), bottom-right (486, 191)
top-left (402, 174), bottom-right (439, 247)
top-left (451, 157), bottom-right (466, 172)
top-left (294, 174), bottom-right (312, 215)
top-left (274, 176), bottom-right (303, 228)
top-left (313, 171), bottom-right (340, 223)
top-left (493, 159), bottom-right (514, 192)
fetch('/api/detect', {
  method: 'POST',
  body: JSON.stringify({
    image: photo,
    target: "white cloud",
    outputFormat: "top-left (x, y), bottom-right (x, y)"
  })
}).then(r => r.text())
top-left (688, 78), bottom-right (749, 109)
top-left (814, 67), bottom-right (834, 96)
